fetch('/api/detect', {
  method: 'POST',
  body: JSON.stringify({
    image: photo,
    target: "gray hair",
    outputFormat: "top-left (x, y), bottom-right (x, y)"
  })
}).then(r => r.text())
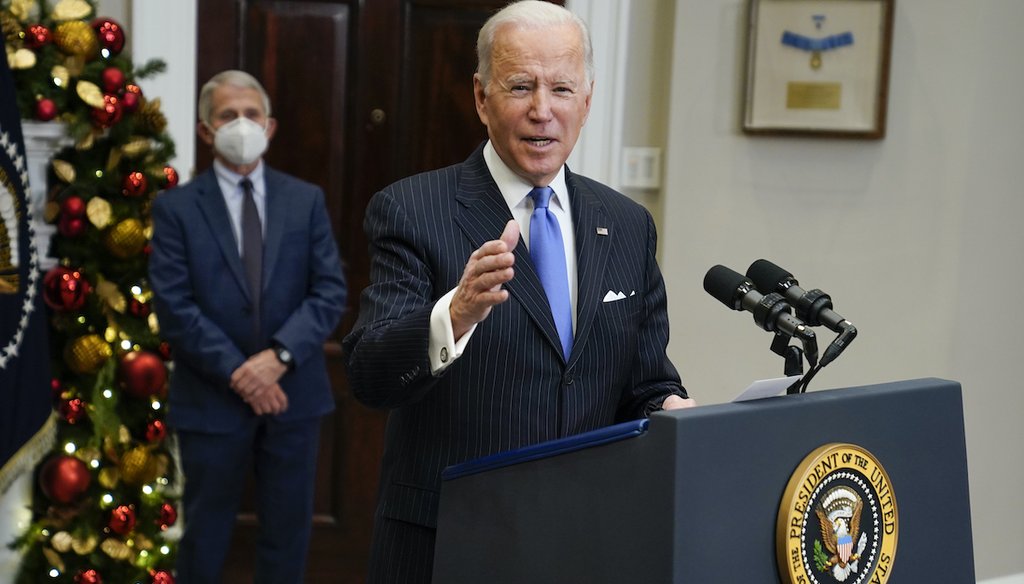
top-left (476, 1), bottom-right (594, 90)
top-left (197, 70), bottom-right (272, 125)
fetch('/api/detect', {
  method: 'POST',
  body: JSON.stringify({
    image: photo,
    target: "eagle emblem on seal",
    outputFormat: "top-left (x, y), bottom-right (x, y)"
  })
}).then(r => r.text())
top-left (814, 486), bottom-right (869, 582)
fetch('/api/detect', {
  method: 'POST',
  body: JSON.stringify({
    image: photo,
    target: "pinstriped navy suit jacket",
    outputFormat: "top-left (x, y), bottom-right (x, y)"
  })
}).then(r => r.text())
top-left (344, 144), bottom-right (686, 534)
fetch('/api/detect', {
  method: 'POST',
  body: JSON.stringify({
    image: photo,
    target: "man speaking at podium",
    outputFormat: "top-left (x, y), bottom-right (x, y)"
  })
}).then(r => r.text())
top-left (343, 2), bottom-right (695, 581)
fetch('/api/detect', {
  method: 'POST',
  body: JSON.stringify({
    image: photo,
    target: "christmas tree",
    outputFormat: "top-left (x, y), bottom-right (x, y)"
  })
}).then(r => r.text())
top-left (3, 0), bottom-right (179, 582)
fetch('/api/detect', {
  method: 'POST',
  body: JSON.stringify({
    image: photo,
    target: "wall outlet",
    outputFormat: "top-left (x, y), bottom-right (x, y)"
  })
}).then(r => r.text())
top-left (620, 146), bottom-right (662, 189)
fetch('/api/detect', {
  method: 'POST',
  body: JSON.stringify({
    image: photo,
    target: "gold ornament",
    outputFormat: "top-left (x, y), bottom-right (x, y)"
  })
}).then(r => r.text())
top-left (65, 334), bottom-right (113, 374)
top-left (100, 537), bottom-right (133, 560)
top-left (148, 312), bottom-right (160, 335)
top-left (121, 137), bottom-right (152, 158)
top-left (134, 533), bottom-right (154, 551)
top-left (10, 0), bottom-right (39, 22)
top-left (103, 218), bottom-right (147, 258)
top-left (106, 148), bottom-right (121, 173)
top-left (9, 47), bottom-right (36, 69)
top-left (75, 79), bottom-right (104, 108)
top-left (75, 129), bottom-right (95, 151)
top-left (136, 98), bottom-right (168, 135)
top-left (1, 12), bottom-right (21, 42)
top-left (53, 20), bottom-right (97, 58)
top-left (44, 201), bottom-right (61, 223)
top-left (41, 547), bottom-right (66, 571)
top-left (119, 446), bottom-right (156, 486)
top-left (51, 64), bottom-right (70, 88)
top-left (95, 278), bottom-right (126, 313)
top-left (118, 425), bottom-right (131, 444)
top-left (151, 453), bottom-right (170, 479)
top-left (86, 196), bottom-right (113, 229)
top-left (98, 466), bottom-right (120, 489)
top-left (52, 159), bottom-right (76, 183)
top-left (71, 534), bottom-right (97, 555)
top-left (51, 0), bottom-right (92, 21)
top-left (51, 531), bottom-right (73, 553)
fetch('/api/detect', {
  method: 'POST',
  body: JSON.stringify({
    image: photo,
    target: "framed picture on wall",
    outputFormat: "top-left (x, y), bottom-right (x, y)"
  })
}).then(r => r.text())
top-left (742, 0), bottom-right (895, 138)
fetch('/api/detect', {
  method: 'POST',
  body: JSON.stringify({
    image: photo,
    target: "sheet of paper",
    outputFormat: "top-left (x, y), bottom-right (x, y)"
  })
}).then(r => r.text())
top-left (733, 375), bottom-right (801, 402)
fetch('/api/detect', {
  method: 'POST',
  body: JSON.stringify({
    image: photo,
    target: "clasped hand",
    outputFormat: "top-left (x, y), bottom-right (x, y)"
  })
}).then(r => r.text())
top-left (230, 349), bottom-right (289, 415)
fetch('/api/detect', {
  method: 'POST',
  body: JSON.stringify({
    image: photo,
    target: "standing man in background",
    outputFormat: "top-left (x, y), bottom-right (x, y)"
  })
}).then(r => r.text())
top-left (343, 2), bottom-right (695, 582)
top-left (150, 70), bottom-right (347, 583)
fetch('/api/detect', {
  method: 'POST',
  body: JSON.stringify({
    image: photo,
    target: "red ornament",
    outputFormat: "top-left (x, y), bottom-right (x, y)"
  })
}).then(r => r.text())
top-left (35, 98), bottom-right (58, 121)
top-left (156, 502), bottom-right (177, 530)
top-left (100, 67), bottom-right (125, 94)
top-left (39, 455), bottom-right (91, 504)
top-left (91, 18), bottom-right (125, 57)
top-left (59, 397), bottom-right (88, 424)
top-left (128, 297), bottom-right (151, 318)
top-left (150, 570), bottom-right (175, 584)
top-left (24, 24), bottom-right (51, 49)
top-left (162, 166), bottom-right (179, 189)
top-left (58, 215), bottom-right (87, 237)
top-left (157, 341), bottom-right (172, 361)
top-left (145, 419), bottom-right (167, 443)
top-left (50, 378), bottom-right (64, 400)
top-left (61, 195), bottom-right (86, 217)
top-left (43, 266), bottom-right (91, 311)
top-left (122, 171), bottom-right (148, 197)
top-left (121, 90), bottom-right (140, 113)
top-left (108, 504), bottom-right (136, 535)
top-left (118, 351), bottom-right (168, 399)
top-left (90, 94), bottom-right (123, 128)
top-left (74, 569), bottom-right (103, 584)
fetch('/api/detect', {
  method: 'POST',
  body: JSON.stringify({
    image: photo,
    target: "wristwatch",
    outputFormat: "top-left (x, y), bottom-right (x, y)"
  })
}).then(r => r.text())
top-left (274, 344), bottom-right (294, 369)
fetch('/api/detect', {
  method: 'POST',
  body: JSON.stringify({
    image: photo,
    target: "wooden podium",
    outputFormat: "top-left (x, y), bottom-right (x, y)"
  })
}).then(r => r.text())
top-left (433, 378), bottom-right (974, 583)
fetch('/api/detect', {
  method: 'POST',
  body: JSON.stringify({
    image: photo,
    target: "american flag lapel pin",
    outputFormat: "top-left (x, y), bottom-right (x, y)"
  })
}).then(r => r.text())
top-left (596, 227), bottom-right (608, 236)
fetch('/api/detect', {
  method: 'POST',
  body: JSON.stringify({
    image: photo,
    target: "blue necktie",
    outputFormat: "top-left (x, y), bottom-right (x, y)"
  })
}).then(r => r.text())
top-left (529, 186), bottom-right (573, 361)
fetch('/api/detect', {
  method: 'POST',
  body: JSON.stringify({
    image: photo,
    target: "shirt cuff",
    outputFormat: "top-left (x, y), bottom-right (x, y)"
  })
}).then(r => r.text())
top-left (429, 287), bottom-right (478, 375)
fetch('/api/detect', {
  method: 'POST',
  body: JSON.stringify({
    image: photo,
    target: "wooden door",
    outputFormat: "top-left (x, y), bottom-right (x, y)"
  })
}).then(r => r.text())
top-left (196, 1), bottom-right (567, 581)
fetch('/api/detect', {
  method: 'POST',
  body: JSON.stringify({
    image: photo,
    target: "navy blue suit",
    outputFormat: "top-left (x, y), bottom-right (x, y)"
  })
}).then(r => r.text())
top-left (150, 166), bottom-right (346, 583)
top-left (343, 145), bottom-right (686, 582)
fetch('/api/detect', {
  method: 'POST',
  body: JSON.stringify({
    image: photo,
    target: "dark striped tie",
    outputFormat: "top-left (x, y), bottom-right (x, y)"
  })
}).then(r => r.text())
top-left (240, 177), bottom-right (262, 338)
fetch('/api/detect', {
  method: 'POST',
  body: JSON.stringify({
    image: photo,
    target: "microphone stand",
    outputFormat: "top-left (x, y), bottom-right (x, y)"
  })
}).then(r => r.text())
top-left (770, 333), bottom-right (805, 394)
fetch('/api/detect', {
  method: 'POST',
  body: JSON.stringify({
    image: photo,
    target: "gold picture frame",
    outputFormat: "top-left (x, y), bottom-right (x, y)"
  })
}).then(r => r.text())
top-left (742, 0), bottom-right (895, 138)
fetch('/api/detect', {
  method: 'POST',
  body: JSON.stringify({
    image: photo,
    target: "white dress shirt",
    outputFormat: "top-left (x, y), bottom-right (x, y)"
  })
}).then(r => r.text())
top-left (428, 142), bottom-right (578, 374)
top-left (212, 159), bottom-right (267, 255)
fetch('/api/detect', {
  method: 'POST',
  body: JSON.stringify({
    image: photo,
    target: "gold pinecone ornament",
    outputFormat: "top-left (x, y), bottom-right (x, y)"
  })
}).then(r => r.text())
top-left (103, 217), bottom-right (146, 258)
top-left (64, 334), bottom-right (113, 374)
top-left (52, 20), bottom-right (97, 58)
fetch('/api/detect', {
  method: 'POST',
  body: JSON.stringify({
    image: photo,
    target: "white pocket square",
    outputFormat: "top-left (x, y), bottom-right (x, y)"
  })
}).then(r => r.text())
top-left (603, 290), bottom-right (629, 303)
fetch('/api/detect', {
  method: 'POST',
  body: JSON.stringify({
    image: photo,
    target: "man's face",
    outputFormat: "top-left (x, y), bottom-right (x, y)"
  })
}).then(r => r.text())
top-left (197, 84), bottom-right (276, 150)
top-left (474, 22), bottom-right (592, 187)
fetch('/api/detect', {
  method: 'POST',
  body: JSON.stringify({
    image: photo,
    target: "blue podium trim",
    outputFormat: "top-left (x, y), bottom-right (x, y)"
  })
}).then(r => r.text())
top-left (442, 419), bottom-right (649, 481)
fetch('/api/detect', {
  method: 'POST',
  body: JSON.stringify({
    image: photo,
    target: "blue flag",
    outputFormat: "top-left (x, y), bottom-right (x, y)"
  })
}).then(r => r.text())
top-left (0, 55), bottom-right (51, 472)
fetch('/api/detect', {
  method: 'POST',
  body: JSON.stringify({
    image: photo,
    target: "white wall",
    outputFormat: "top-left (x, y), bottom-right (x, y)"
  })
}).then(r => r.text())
top-left (663, 0), bottom-right (1024, 579)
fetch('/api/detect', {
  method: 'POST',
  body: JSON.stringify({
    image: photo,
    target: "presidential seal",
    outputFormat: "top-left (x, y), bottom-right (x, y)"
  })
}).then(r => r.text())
top-left (777, 443), bottom-right (898, 584)
top-left (0, 121), bottom-right (42, 373)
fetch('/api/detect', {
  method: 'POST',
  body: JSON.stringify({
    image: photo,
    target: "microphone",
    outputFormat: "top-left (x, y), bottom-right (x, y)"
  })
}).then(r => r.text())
top-left (703, 265), bottom-right (818, 365)
top-left (746, 259), bottom-right (852, 332)
top-left (746, 259), bottom-right (857, 367)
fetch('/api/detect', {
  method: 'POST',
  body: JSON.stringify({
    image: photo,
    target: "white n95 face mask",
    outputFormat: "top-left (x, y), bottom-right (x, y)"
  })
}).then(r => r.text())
top-left (212, 117), bottom-right (269, 166)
